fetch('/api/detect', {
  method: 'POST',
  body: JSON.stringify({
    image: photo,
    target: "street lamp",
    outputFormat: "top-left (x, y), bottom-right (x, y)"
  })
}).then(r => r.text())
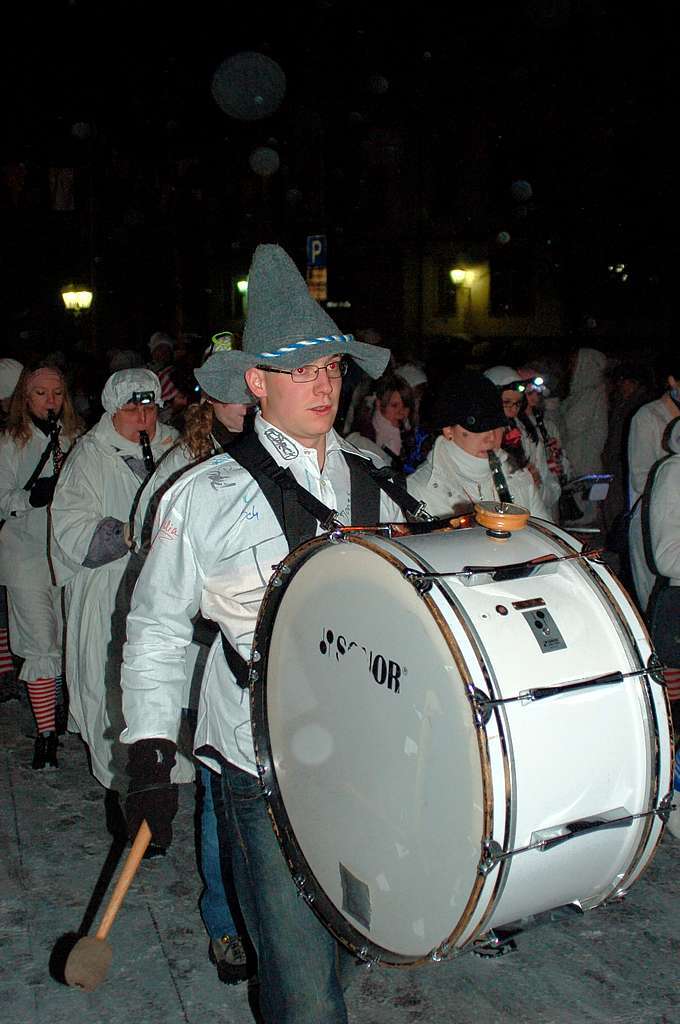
top-left (449, 267), bottom-right (474, 326)
top-left (61, 285), bottom-right (93, 314)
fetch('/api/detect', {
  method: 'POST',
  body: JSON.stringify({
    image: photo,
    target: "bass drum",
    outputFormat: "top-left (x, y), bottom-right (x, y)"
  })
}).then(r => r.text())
top-left (250, 519), bottom-right (673, 966)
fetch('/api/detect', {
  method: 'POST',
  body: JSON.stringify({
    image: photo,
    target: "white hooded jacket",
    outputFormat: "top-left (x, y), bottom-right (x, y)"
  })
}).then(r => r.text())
top-left (0, 425), bottom-right (74, 588)
top-left (406, 435), bottom-right (550, 520)
top-left (50, 413), bottom-right (185, 791)
top-left (560, 348), bottom-right (609, 478)
top-left (120, 413), bottom-right (404, 777)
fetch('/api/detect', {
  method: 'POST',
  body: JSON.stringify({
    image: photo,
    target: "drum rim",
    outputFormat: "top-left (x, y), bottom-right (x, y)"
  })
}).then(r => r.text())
top-left (249, 531), bottom-right (496, 965)
top-left (530, 520), bottom-right (670, 899)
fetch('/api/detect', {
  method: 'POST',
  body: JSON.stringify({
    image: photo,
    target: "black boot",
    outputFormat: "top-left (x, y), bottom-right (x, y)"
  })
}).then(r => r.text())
top-left (45, 732), bottom-right (58, 768)
top-left (32, 735), bottom-right (47, 770)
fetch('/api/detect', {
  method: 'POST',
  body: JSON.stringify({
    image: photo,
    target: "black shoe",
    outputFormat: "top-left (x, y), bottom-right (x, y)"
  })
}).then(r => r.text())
top-left (209, 935), bottom-right (250, 985)
top-left (45, 732), bottom-right (58, 768)
top-left (55, 704), bottom-right (68, 736)
top-left (142, 844), bottom-right (167, 860)
top-left (32, 735), bottom-right (47, 770)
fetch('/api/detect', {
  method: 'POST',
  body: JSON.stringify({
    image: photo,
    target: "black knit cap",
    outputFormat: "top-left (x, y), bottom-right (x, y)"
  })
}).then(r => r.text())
top-left (425, 370), bottom-right (508, 433)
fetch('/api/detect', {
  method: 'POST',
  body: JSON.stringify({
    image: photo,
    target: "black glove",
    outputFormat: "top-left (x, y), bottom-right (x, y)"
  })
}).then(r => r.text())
top-left (29, 475), bottom-right (57, 508)
top-left (125, 738), bottom-right (178, 849)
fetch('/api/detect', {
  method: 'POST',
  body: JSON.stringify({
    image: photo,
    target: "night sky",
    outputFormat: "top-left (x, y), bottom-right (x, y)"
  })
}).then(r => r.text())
top-left (3, 0), bottom-right (675, 346)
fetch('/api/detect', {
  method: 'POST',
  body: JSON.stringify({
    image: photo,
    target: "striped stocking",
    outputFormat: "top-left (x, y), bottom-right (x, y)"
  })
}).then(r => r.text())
top-left (26, 678), bottom-right (56, 734)
top-left (0, 627), bottom-right (13, 675)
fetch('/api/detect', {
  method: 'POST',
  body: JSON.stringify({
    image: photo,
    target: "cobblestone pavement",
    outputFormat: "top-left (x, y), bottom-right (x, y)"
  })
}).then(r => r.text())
top-left (1, 699), bottom-right (678, 1024)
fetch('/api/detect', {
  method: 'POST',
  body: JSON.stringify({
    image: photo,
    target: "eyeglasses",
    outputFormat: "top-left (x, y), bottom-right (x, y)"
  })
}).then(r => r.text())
top-left (257, 359), bottom-right (347, 383)
top-left (502, 398), bottom-right (523, 410)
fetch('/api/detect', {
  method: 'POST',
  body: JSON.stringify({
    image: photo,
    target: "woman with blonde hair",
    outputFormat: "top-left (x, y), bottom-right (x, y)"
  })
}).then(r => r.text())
top-left (0, 362), bottom-right (82, 768)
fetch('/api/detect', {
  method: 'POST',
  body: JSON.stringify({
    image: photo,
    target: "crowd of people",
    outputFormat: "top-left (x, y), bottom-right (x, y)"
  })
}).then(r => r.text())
top-left (0, 242), bottom-right (678, 1021)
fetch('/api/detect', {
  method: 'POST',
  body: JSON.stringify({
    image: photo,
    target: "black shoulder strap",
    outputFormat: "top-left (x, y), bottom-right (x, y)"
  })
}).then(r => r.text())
top-left (128, 440), bottom-right (185, 550)
top-left (226, 431), bottom-right (339, 547)
top-left (23, 437), bottom-right (56, 491)
top-left (640, 454), bottom-right (671, 580)
top-left (342, 449), bottom-right (430, 521)
top-left (219, 433), bottom-right (419, 688)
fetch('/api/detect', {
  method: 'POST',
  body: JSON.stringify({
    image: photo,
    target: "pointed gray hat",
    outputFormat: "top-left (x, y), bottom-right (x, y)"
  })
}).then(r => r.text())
top-left (222, 244), bottom-right (391, 380)
top-left (194, 348), bottom-right (254, 405)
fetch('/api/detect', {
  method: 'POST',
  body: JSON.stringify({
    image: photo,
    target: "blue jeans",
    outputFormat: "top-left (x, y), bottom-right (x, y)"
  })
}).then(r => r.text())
top-left (220, 762), bottom-right (349, 1024)
top-left (199, 765), bottom-right (238, 941)
top-left (674, 748), bottom-right (680, 793)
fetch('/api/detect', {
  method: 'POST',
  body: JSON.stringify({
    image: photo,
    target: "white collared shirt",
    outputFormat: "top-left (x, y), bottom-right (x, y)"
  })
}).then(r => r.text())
top-left (121, 413), bottom-right (403, 774)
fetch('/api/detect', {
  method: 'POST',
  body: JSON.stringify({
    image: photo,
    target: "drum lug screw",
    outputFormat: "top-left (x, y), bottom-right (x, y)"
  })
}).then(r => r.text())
top-left (657, 789), bottom-right (675, 824)
top-left (431, 941), bottom-right (451, 962)
top-left (292, 873), bottom-right (314, 903)
top-left (472, 688), bottom-right (493, 726)
top-left (357, 946), bottom-right (379, 968)
top-left (403, 568), bottom-right (433, 594)
top-left (479, 839), bottom-right (503, 876)
top-left (252, 649), bottom-right (261, 663)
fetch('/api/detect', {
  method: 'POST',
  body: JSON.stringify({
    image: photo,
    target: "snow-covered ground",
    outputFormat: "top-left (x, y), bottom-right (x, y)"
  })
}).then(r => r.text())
top-left (2, 696), bottom-right (678, 1024)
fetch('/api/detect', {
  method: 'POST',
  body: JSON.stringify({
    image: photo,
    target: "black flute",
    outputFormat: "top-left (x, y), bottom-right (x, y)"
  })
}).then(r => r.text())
top-left (138, 430), bottom-right (155, 475)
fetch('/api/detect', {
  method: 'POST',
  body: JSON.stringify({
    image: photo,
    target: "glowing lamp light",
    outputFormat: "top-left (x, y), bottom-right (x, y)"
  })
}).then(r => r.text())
top-left (236, 279), bottom-right (248, 294)
top-left (449, 268), bottom-right (467, 285)
top-left (61, 286), bottom-right (93, 312)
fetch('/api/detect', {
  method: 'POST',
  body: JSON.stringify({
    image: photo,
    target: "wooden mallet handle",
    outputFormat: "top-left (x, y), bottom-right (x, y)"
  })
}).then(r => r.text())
top-left (95, 820), bottom-right (152, 940)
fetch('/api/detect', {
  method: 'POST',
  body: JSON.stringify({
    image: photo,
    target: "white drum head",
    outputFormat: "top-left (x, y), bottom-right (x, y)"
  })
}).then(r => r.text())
top-left (252, 537), bottom-right (487, 964)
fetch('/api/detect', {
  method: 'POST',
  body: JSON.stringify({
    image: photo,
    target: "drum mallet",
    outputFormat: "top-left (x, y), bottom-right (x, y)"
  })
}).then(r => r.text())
top-left (64, 820), bottom-right (151, 991)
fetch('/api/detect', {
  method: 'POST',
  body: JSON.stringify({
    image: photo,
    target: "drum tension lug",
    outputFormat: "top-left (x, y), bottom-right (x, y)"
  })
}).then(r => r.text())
top-left (472, 688), bottom-right (493, 725)
top-left (356, 947), bottom-right (380, 969)
top-left (647, 652), bottom-right (666, 685)
top-left (270, 562), bottom-right (292, 586)
top-left (292, 873), bottom-right (315, 904)
top-left (431, 941), bottom-right (453, 962)
top-left (657, 790), bottom-right (675, 825)
top-left (403, 568), bottom-right (433, 594)
top-left (479, 839), bottom-right (504, 876)
top-left (471, 930), bottom-right (518, 958)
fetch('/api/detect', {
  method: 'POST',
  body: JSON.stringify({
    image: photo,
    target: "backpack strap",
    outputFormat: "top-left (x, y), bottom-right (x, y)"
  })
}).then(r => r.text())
top-left (640, 454), bottom-right (671, 580)
top-left (225, 431), bottom-right (340, 547)
top-left (23, 436), bottom-right (57, 491)
top-left (343, 450), bottom-right (431, 521)
top-left (218, 433), bottom-right (425, 688)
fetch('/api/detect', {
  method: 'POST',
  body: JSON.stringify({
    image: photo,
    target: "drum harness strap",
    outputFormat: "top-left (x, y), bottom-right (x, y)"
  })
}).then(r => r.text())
top-left (487, 450), bottom-right (514, 503)
top-left (219, 430), bottom-right (429, 688)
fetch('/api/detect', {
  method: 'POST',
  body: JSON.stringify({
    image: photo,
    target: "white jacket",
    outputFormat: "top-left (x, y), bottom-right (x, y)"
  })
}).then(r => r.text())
top-left (515, 418), bottom-right (561, 515)
top-left (120, 414), bottom-right (404, 777)
top-left (560, 348), bottom-right (609, 477)
top-left (629, 454), bottom-right (680, 612)
top-left (50, 414), bottom-right (184, 791)
top-left (649, 456), bottom-right (680, 587)
top-left (406, 435), bottom-right (551, 520)
top-left (627, 398), bottom-right (676, 507)
top-left (0, 426), bottom-right (74, 588)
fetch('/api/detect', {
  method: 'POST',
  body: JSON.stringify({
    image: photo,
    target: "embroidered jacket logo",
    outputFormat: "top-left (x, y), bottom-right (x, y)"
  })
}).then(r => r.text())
top-left (264, 428), bottom-right (299, 460)
top-left (319, 628), bottom-right (403, 694)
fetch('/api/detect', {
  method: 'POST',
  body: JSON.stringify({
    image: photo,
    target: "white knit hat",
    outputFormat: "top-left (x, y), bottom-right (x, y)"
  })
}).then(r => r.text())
top-left (149, 331), bottom-right (175, 354)
top-left (484, 365), bottom-right (524, 390)
top-left (396, 363), bottom-right (427, 389)
top-left (0, 358), bottom-right (23, 400)
top-left (101, 369), bottom-right (162, 413)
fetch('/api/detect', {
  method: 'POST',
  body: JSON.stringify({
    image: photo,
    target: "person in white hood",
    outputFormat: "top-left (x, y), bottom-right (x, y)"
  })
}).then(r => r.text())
top-left (0, 363), bottom-right (82, 768)
top-left (50, 369), bottom-right (192, 806)
top-left (484, 364), bottom-right (561, 515)
top-left (627, 363), bottom-right (680, 609)
top-left (407, 369), bottom-right (550, 519)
